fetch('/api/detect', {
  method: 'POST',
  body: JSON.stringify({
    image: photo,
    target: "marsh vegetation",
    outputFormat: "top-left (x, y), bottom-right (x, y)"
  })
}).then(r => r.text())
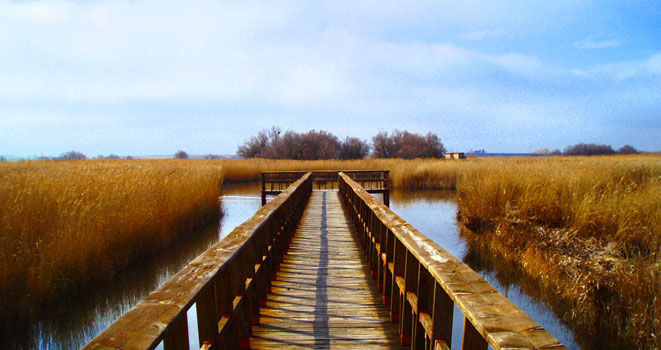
top-left (1, 155), bottom-right (658, 348)
top-left (0, 160), bottom-right (224, 323)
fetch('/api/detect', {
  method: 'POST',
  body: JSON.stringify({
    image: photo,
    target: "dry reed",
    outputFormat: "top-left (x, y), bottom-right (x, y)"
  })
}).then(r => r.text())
top-left (456, 155), bottom-right (661, 348)
top-left (0, 159), bottom-right (223, 319)
top-left (216, 158), bottom-right (464, 188)
top-left (3, 155), bottom-right (658, 348)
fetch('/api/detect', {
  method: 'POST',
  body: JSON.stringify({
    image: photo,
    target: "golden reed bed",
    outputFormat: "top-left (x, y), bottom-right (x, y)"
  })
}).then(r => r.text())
top-left (456, 155), bottom-right (661, 349)
top-left (1, 155), bottom-right (658, 347)
top-left (0, 159), bottom-right (223, 320)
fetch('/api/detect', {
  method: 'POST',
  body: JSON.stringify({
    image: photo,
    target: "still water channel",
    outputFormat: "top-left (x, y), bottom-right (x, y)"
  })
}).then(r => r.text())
top-left (14, 183), bottom-right (582, 349)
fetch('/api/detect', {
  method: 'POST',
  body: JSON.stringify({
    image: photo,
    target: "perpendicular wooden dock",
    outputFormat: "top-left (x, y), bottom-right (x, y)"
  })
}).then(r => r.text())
top-left (83, 171), bottom-right (566, 350)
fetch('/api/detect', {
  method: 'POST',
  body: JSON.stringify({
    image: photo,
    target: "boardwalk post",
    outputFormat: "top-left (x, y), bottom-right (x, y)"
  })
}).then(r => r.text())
top-left (261, 172), bottom-right (266, 206)
top-left (383, 170), bottom-right (390, 207)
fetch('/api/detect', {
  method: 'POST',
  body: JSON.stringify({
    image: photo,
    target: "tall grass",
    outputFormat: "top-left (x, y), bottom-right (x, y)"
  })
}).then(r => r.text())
top-left (217, 158), bottom-right (464, 188)
top-left (0, 159), bottom-right (223, 319)
top-left (456, 155), bottom-right (661, 348)
top-left (3, 156), bottom-right (658, 348)
top-left (0, 157), bottom-right (461, 319)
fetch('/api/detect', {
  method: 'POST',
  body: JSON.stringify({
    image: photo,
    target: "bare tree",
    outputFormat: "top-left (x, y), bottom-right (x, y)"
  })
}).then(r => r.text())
top-left (371, 129), bottom-right (445, 159)
top-left (339, 137), bottom-right (370, 159)
top-left (237, 126), bottom-right (281, 158)
top-left (371, 130), bottom-right (397, 158)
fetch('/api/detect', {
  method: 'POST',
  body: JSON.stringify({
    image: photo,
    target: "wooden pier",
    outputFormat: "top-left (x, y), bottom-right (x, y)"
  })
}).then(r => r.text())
top-left (83, 172), bottom-right (565, 350)
top-left (261, 170), bottom-right (389, 206)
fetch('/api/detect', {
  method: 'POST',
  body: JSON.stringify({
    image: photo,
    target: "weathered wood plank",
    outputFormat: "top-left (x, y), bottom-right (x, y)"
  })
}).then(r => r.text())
top-left (250, 191), bottom-right (400, 349)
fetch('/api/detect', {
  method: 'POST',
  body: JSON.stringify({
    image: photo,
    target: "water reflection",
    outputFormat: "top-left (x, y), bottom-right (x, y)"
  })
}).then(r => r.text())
top-left (389, 187), bottom-right (580, 350)
top-left (10, 184), bottom-right (263, 350)
top-left (10, 224), bottom-right (220, 350)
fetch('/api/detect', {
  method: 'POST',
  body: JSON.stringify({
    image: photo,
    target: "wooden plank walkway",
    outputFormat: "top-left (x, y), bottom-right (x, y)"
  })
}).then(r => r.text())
top-left (250, 190), bottom-right (402, 349)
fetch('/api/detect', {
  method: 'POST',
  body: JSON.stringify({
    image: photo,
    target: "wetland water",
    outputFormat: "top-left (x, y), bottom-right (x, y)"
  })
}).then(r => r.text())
top-left (15, 183), bottom-right (581, 349)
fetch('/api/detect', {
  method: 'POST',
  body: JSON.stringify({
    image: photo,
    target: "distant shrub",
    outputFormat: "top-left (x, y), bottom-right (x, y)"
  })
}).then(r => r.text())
top-left (58, 151), bottom-right (87, 160)
top-left (174, 150), bottom-right (189, 159)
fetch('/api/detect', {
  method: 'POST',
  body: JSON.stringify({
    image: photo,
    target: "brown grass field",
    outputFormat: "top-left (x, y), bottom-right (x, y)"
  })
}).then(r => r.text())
top-left (1, 155), bottom-right (659, 347)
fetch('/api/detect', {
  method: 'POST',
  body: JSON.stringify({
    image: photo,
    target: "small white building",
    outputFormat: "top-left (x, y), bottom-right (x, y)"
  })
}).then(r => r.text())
top-left (444, 152), bottom-right (466, 160)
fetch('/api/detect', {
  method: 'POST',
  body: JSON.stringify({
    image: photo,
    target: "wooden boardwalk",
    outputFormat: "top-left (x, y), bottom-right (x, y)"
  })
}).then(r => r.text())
top-left (83, 172), bottom-right (565, 350)
top-left (250, 191), bottom-right (402, 349)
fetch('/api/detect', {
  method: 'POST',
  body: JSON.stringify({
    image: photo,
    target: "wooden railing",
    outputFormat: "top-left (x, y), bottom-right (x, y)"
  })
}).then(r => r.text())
top-left (261, 170), bottom-right (389, 205)
top-left (83, 173), bottom-right (313, 350)
top-left (338, 172), bottom-right (566, 350)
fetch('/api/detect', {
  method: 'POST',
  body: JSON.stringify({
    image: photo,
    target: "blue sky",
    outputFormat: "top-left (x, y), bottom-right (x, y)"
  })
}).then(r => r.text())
top-left (1, 0), bottom-right (660, 157)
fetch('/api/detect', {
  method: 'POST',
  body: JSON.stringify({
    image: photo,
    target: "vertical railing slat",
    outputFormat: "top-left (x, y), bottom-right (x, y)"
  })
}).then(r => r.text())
top-left (163, 314), bottom-right (189, 350)
top-left (196, 285), bottom-right (218, 347)
top-left (462, 317), bottom-right (488, 350)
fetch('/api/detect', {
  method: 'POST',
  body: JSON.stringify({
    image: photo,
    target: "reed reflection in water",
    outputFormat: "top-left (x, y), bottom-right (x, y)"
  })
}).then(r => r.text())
top-left (389, 188), bottom-right (580, 350)
top-left (10, 183), bottom-right (265, 350)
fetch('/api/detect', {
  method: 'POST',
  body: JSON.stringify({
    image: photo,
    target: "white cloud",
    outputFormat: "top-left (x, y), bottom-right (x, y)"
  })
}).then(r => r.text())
top-left (573, 38), bottom-right (622, 49)
top-left (579, 52), bottom-right (661, 81)
top-left (0, 0), bottom-right (72, 22)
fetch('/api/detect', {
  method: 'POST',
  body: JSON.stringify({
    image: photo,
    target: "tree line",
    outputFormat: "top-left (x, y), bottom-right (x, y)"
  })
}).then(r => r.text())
top-left (237, 127), bottom-right (446, 160)
top-left (534, 143), bottom-right (640, 156)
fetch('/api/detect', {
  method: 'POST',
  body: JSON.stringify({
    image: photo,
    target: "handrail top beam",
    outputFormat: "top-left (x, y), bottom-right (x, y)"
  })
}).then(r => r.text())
top-left (261, 170), bottom-right (389, 174)
top-left (83, 173), bottom-right (313, 350)
top-left (338, 172), bottom-right (565, 350)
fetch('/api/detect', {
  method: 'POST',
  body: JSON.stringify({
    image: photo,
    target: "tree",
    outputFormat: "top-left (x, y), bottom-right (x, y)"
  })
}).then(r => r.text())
top-left (563, 143), bottom-right (615, 156)
top-left (0, 156), bottom-right (6, 162)
top-left (174, 150), bottom-right (189, 159)
top-left (371, 130), bottom-right (397, 158)
top-left (237, 127), bottom-right (446, 160)
top-left (371, 129), bottom-right (445, 159)
top-left (298, 130), bottom-right (340, 160)
top-left (339, 137), bottom-right (370, 159)
top-left (58, 151), bottom-right (87, 160)
top-left (237, 127), bottom-right (340, 160)
top-left (237, 126), bottom-right (281, 158)
top-left (618, 145), bottom-right (638, 154)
